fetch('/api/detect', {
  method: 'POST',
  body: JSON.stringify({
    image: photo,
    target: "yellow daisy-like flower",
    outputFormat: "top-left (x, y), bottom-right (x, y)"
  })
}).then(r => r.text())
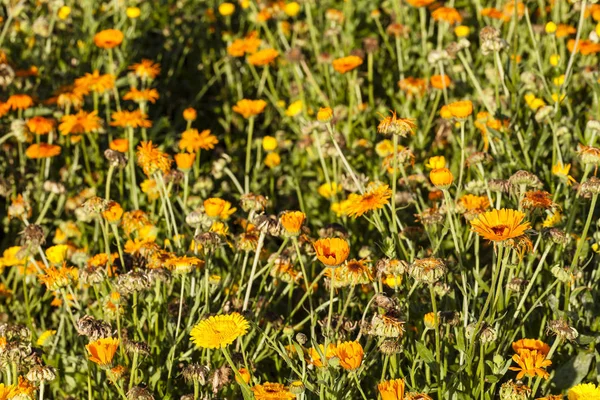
top-left (251, 382), bottom-right (296, 399)
top-left (36, 330), bottom-right (57, 346)
top-left (190, 313), bottom-right (250, 349)
top-left (470, 209), bottom-right (531, 242)
top-left (345, 183), bottom-right (392, 218)
top-left (86, 337), bottom-right (119, 367)
top-left (568, 383), bottom-right (600, 400)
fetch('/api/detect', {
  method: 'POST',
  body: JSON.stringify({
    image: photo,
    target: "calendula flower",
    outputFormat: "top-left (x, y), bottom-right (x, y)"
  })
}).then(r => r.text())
top-left (378, 378), bottom-right (405, 400)
top-left (1, 246), bottom-right (26, 266)
top-left (345, 182), bottom-right (392, 218)
top-left (136, 141), bottom-right (171, 176)
top-left (59, 110), bottom-right (102, 135)
top-left (328, 259), bottom-right (373, 286)
top-left (446, 100), bottom-right (473, 119)
top-left (285, 100), bottom-right (303, 117)
top-left (279, 211), bottom-right (306, 236)
top-left (204, 198), bottom-right (236, 219)
top-left (430, 168), bottom-right (453, 189)
top-left (408, 257), bottom-right (446, 284)
top-left (7, 94), bottom-right (34, 110)
top-left (251, 382), bottom-right (296, 399)
top-left (316, 107), bottom-right (334, 122)
top-left (165, 255), bottom-right (204, 274)
top-left (318, 182), bottom-right (341, 198)
top-left (233, 99), bottom-right (267, 118)
top-left (25, 143), bottom-right (61, 159)
top-left (179, 129), bottom-right (218, 152)
top-left (109, 138), bottom-right (129, 153)
top-left (332, 55), bottom-right (363, 73)
top-left (75, 71), bottom-right (115, 94)
top-left (568, 383), bottom-right (600, 399)
top-left (458, 194), bottom-right (490, 216)
top-left (512, 338), bottom-right (550, 356)
top-left (509, 348), bottom-right (552, 380)
top-left (94, 29), bottom-right (124, 48)
top-left (26, 116), bottom-right (55, 135)
top-left (126, 6), bottom-right (141, 18)
top-left (552, 162), bottom-right (576, 185)
top-left (425, 156), bottom-right (446, 169)
top-left (111, 110), bottom-right (152, 129)
top-left (264, 152), bottom-right (281, 168)
top-left (432, 7), bottom-right (463, 24)
top-left (377, 111), bottom-right (416, 136)
top-left (183, 107), bottom-right (197, 121)
top-left (38, 263), bottom-right (76, 290)
top-left (218, 2), bottom-right (235, 16)
top-left (190, 313), bottom-right (249, 349)
top-left (175, 153), bottom-right (195, 171)
top-left (335, 341), bottom-right (364, 370)
top-left (248, 48), bottom-right (279, 66)
top-left (431, 75), bottom-right (452, 90)
top-left (102, 201), bottom-right (124, 224)
top-left (521, 190), bottom-right (556, 210)
top-left (307, 343), bottom-right (337, 367)
top-left (36, 329), bottom-right (57, 346)
top-left (129, 59), bottom-right (161, 80)
top-left (314, 238), bottom-right (350, 267)
top-left (123, 87), bottom-right (160, 103)
top-left (86, 337), bottom-right (119, 367)
top-left (262, 136), bottom-right (278, 151)
top-left (470, 209), bottom-right (531, 242)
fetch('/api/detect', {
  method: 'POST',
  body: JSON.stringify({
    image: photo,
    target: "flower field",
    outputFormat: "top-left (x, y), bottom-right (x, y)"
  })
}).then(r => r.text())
top-left (2, 0), bottom-right (600, 399)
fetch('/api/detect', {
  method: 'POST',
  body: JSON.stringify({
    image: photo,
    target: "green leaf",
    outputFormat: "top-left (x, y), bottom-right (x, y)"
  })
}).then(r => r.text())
top-left (416, 341), bottom-right (435, 363)
top-left (553, 350), bottom-right (594, 389)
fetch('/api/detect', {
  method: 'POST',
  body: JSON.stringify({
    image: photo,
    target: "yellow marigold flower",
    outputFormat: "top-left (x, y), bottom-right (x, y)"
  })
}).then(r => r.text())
top-left (332, 55), bottom-right (363, 74)
top-left (318, 182), bottom-right (341, 198)
top-left (377, 111), bottom-right (416, 136)
top-left (284, 2), bottom-right (301, 17)
top-left (165, 255), bottom-right (204, 274)
top-left (317, 107), bottom-right (333, 122)
top-left (38, 263), bottom-right (76, 290)
top-left (328, 259), bottom-right (373, 286)
top-left (75, 70), bottom-right (115, 94)
top-left (59, 110), bottom-right (102, 135)
top-left (36, 330), bottom-right (57, 346)
top-left (331, 199), bottom-right (351, 217)
top-left (425, 156), bottom-right (446, 169)
top-left (509, 348), bottom-right (552, 380)
top-left (542, 210), bottom-right (562, 228)
top-left (58, 6), bottom-right (71, 20)
top-left (440, 105), bottom-right (452, 119)
top-left (383, 274), bottom-right (402, 288)
top-left (0, 246), bottom-right (25, 267)
top-left (204, 198), bottom-right (236, 219)
top-left (568, 383), bottom-right (600, 399)
top-left (285, 100), bottom-right (303, 117)
top-left (126, 6), bottom-right (141, 18)
top-left (545, 21), bottom-right (557, 34)
top-left (550, 54), bottom-right (560, 66)
top-left (345, 182), bottom-right (392, 218)
top-left (279, 211), bottom-right (306, 236)
top-left (93, 29), bottom-right (124, 49)
top-left (247, 48), bottom-right (279, 66)
top-left (102, 201), bottom-right (124, 224)
top-left (314, 237), bottom-right (350, 267)
top-left (140, 179), bottom-right (160, 201)
top-left (233, 99), bottom-right (267, 118)
top-left (45, 244), bottom-right (69, 265)
top-left (183, 107), bottom-right (197, 121)
top-left (251, 382), bottom-right (296, 399)
top-left (136, 141), bottom-right (171, 176)
top-left (470, 209), bottom-right (531, 242)
top-left (378, 378), bottom-right (405, 400)
top-left (458, 194), bottom-right (490, 215)
top-left (86, 337), bottom-right (119, 367)
top-left (109, 138), bottom-right (129, 153)
top-left (429, 168), bottom-right (453, 189)
top-left (218, 2), bottom-right (235, 16)
top-left (454, 25), bottom-right (470, 37)
top-left (335, 341), bottom-right (364, 371)
top-left (398, 77), bottom-right (427, 96)
top-left (447, 100), bottom-right (473, 119)
top-left (25, 143), bottom-right (61, 159)
top-left (265, 152), bottom-right (281, 168)
top-left (307, 343), bottom-right (337, 367)
top-left (129, 59), bottom-right (161, 80)
top-left (424, 312), bottom-right (437, 330)
top-left (190, 313), bottom-right (249, 349)
top-left (236, 367), bottom-right (251, 384)
top-left (375, 140), bottom-right (395, 157)
top-left (262, 136), bottom-right (278, 151)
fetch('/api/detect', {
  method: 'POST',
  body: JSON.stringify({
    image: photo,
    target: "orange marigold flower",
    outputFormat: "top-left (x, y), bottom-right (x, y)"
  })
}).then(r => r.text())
top-left (470, 209), bottom-right (531, 242)
top-left (251, 382), bottom-right (296, 400)
top-left (377, 111), bottom-right (416, 136)
top-left (123, 87), bottom-right (160, 103)
top-left (7, 94), bottom-right (34, 110)
top-left (567, 39), bottom-right (600, 55)
top-left (175, 152), bottom-right (195, 171)
top-left (247, 48), bottom-right (279, 66)
top-left (279, 210), bottom-right (306, 236)
top-left (109, 138), bottom-right (129, 153)
top-left (446, 100), bottom-right (473, 119)
top-left (136, 141), bottom-right (171, 176)
top-left (345, 182), bottom-right (392, 218)
top-left (94, 29), bottom-right (124, 49)
top-left (75, 70), bottom-right (115, 94)
top-left (86, 337), bottom-right (119, 367)
top-left (204, 198), bottom-right (236, 219)
top-left (307, 343), bottom-right (337, 367)
top-left (378, 378), bottom-right (405, 400)
top-left (26, 116), bottom-right (55, 135)
top-left (481, 7), bottom-right (508, 21)
top-left (314, 237), bottom-right (350, 267)
top-left (405, 0), bottom-right (435, 7)
top-left (59, 110), bottom-right (102, 135)
top-left (25, 143), bottom-right (61, 159)
top-left (233, 99), bottom-right (267, 118)
top-left (332, 55), bottom-right (363, 74)
top-left (129, 59), bottom-right (161, 80)
top-left (509, 349), bottom-right (552, 380)
top-left (512, 338), bottom-right (551, 356)
top-left (183, 107), bottom-right (197, 121)
top-left (110, 110), bottom-right (152, 129)
top-left (179, 129), bottom-right (219, 152)
top-left (521, 190), bottom-right (556, 210)
top-left (102, 201), bottom-right (124, 223)
top-left (432, 7), bottom-right (463, 24)
top-left (430, 74), bottom-right (452, 89)
top-left (556, 24), bottom-right (576, 38)
top-left (335, 341), bottom-right (364, 370)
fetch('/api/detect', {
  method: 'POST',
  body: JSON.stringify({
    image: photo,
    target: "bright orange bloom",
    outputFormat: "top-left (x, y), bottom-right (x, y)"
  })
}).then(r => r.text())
top-left (109, 138), bottom-right (129, 153)
top-left (432, 7), bottom-right (463, 24)
top-left (398, 77), bottom-right (427, 96)
top-left (110, 110), bottom-right (152, 129)
top-left (307, 343), bottom-right (337, 367)
top-left (335, 341), bottom-right (364, 370)
top-left (59, 110), bottom-right (102, 135)
top-left (94, 29), bottom-right (124, 48)
top-left (405, 0), bottom-right (435, 7)
top-left (25, 143), bottom-right (61, 159)
top-left (279, 211), bottom-right (306, 236)
top-left (179, 129), bottom-right (218, 152)
top-left (247, 48), bottom-right (279, 66)
top-left (378, 378), bottom-right (405, 400)
top-left (175, 152), bottom-right (196, 171)
top-left (129, 59), bottom-right (161, 80)
top-left (26, 116), bottom-right (55, 135)
top-left (204, 198), bottom-right (236, 219)
top-left (447, 100), bottom-right (473, 119)
top-left (332, 55), bottom-right (363, 74)
top-left (183, 107), bottom-right (197, 121)
top-left (232, 99), bottom-right (267, 118)
top-left (345, 183), bottom-right (392, 217)
top-left (102, 201), bottom-right (124, 223)
top-left (430, 75), bottom-right (452, 89)
top-left (7, 94), bottom-right (34, 110)
top-left (75, 71), bottom-right (115, 94)
top-left (86, 338), bottom-right (119, 367)
top-left (313, 237), bottom-right (350, 267)
top-left (123, 87), bottom-right (159, 103)
top-left (136, 141), bottom-right (171, 176)
top-left (470, 209), bottom-right (531, 242)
